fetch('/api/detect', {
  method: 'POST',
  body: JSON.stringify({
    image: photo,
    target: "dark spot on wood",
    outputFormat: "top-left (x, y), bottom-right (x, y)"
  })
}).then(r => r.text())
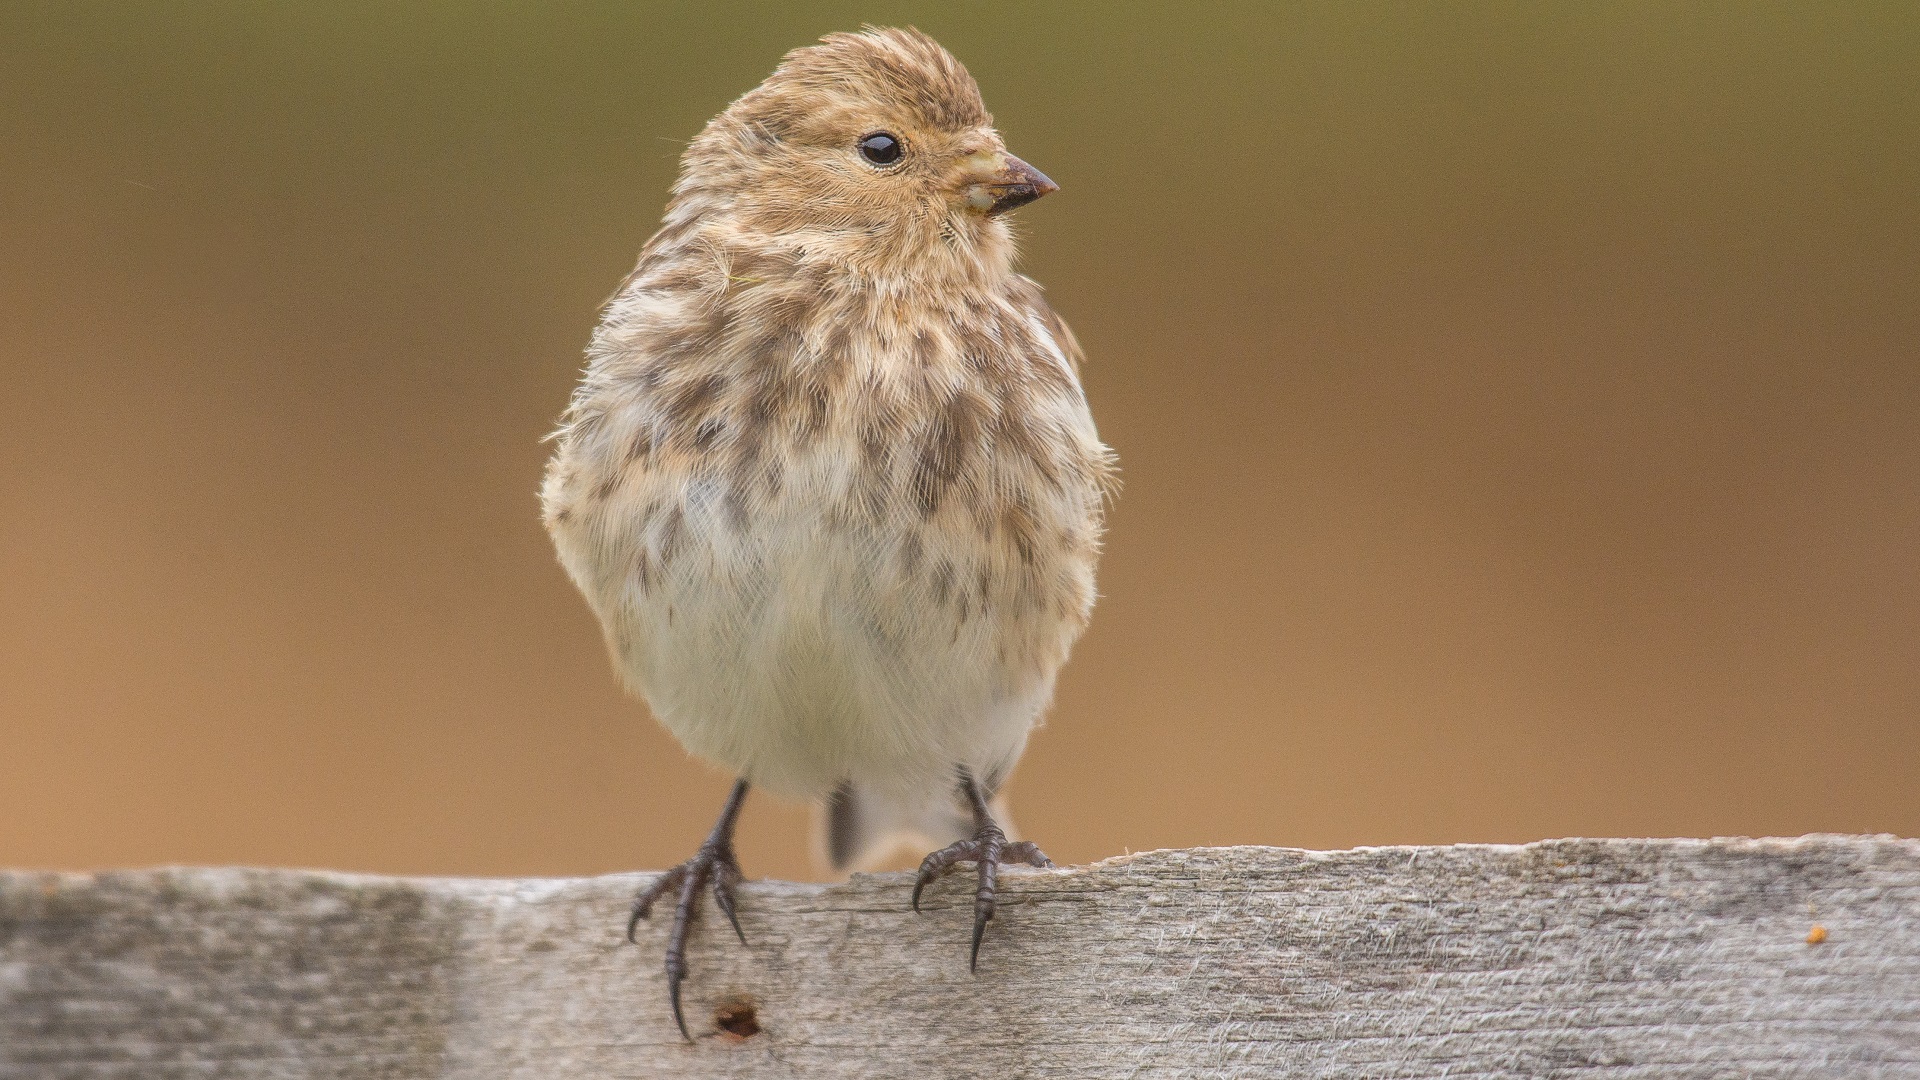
top-left (714, 996), bottom-right (761, 1040)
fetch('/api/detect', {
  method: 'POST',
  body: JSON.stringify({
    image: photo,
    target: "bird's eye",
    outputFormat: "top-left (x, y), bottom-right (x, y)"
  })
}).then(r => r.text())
top-left (856, 132), bottom-right (903, 166)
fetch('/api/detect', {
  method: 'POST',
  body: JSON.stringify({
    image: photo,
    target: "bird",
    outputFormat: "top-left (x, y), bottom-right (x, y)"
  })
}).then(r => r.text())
top-left (540, 26), bottom-right (1113, 1038)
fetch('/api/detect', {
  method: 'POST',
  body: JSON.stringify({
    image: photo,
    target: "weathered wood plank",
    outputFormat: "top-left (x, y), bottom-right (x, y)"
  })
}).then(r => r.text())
top-left (3, 836), bottom-right (1916, 1078)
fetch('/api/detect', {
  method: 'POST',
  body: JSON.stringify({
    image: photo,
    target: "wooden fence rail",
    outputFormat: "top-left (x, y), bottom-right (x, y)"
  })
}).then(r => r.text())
top-left (3, 836), bottom-right (1917, 1078)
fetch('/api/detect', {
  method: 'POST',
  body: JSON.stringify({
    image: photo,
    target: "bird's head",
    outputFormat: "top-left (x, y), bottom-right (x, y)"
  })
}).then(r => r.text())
top-left (671, 27), bottom-right (1056, 283)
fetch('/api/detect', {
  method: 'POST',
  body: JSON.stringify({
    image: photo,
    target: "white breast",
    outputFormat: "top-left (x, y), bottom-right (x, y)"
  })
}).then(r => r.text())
top-left (548, 433), bottom-right (1084, 806)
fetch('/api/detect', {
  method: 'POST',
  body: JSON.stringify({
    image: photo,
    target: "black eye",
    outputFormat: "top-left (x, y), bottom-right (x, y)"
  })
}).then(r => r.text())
top-left (857, 132), bottom-right (902, 166)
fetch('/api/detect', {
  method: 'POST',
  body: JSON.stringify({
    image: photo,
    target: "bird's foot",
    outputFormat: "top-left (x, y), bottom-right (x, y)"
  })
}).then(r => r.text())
top-left (911, 822), bottom-right (1052, 971)
top-left (628, 837), bottom-right (747, 1040)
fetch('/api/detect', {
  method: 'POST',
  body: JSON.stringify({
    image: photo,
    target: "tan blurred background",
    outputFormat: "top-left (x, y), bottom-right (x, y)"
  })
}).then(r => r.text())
top-left (3, 4), bottom-right (1916, 883)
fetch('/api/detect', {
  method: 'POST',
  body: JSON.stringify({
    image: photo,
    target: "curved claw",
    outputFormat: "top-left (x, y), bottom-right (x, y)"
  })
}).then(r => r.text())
top-left (969, 887), bottom-right (993, 972)
top-left (628, 865), bottom-right (685, 943)
top-left (969, 844), bottom-right (1000, 972)
top-left (666, 957), bottom-right (689, 1040)
top-left (912, 844), bottom-right (971, 912)
top-left (711, 854), bottom-right (747, 946)
top-left (1000, 841), bottom-right (1053, 869)
top-left (969, 914), bottom-right (989, 971)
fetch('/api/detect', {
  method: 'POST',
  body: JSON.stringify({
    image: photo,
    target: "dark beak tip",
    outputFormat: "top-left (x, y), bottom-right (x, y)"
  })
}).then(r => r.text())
top-left (986, 155), bottom-right (1059, 214)
top-left (1011, 155), bottom-right (1058, 196)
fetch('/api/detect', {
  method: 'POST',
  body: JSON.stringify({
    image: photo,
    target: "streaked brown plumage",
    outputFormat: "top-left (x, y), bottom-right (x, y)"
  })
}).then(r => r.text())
top-left (541, 27), bottom-right (1112, 1037)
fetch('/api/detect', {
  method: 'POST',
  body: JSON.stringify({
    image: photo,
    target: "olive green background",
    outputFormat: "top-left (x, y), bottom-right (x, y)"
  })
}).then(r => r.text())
top-left (4, 3), bottom-right (1915, 881)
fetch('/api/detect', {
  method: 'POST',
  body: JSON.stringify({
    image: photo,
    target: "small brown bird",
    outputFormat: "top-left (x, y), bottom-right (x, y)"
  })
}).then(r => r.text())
top-left (542, 27), bottom-right (1112, 1037)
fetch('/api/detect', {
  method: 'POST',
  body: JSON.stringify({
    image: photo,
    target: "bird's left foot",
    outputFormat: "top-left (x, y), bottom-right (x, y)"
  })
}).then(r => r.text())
top-left (911, 816), bottom-right (1052, 972)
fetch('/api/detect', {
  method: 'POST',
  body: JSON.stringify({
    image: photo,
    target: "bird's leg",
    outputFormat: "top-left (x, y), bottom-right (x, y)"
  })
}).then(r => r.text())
top-left (628, 778), bottom-right (749, 1040)
top-left (911, 768), bottom-right (1052, 971)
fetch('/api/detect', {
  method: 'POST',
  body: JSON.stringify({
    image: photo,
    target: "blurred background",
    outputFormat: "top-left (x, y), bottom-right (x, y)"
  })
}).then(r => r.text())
top-left (3, 3), bottom-right (1916, 882)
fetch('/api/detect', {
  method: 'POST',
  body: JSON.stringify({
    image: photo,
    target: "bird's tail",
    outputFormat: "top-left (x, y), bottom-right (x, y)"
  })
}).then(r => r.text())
top-left (816, 780), bottom-right (1017, 873)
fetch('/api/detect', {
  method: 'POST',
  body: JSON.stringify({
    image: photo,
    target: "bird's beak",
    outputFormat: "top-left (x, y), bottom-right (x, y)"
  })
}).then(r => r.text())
top-left (964, 153), bottom-right (1060, 216)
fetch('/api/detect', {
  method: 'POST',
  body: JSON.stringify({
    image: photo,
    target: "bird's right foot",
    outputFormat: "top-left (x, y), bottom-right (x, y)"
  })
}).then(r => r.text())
top-left (627, 779), bottom-right (750, 1040)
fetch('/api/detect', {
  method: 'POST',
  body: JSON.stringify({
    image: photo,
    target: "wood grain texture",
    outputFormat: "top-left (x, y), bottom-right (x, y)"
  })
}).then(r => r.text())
top-left (3, 836), bottom-right (1917, 1078)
